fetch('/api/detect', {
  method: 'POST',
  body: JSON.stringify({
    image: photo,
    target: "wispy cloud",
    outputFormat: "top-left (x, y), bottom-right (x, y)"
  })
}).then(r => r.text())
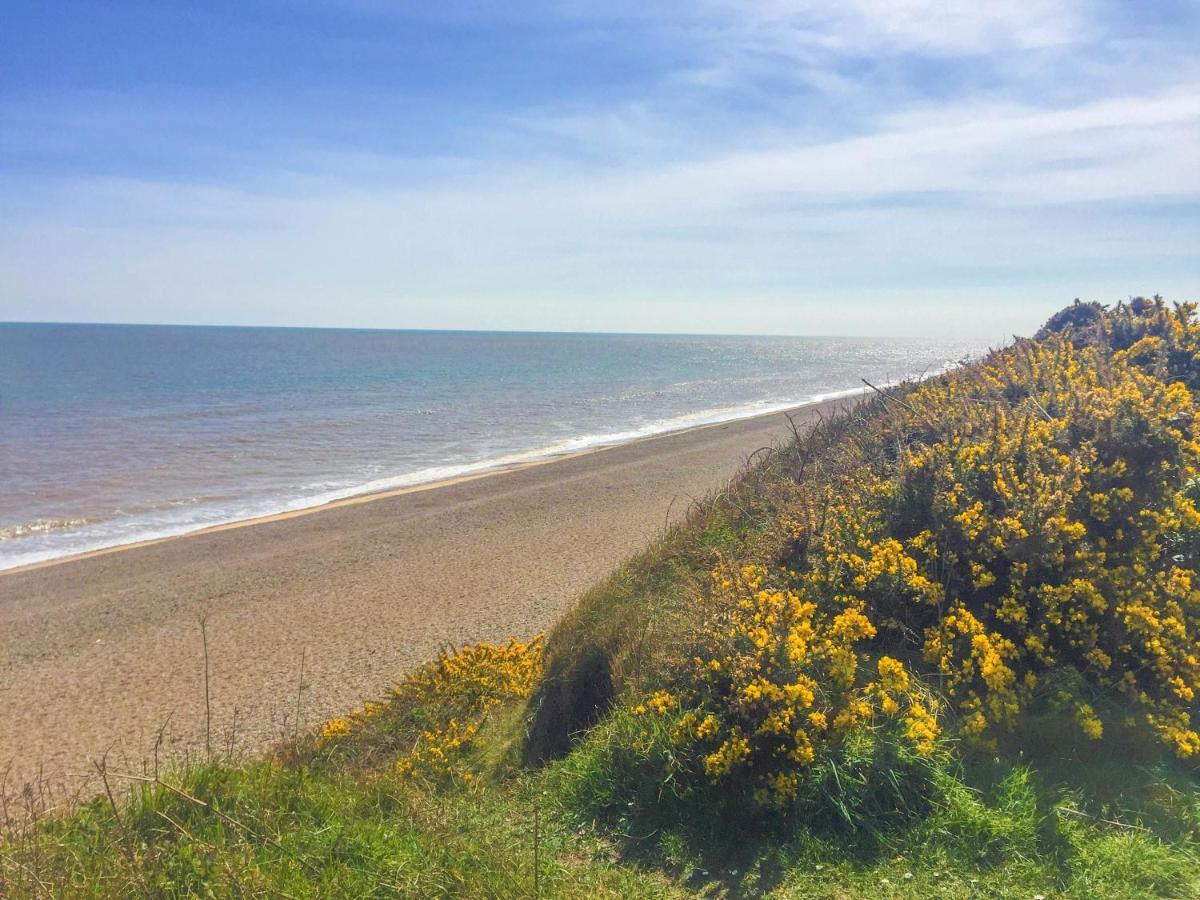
top-left (708, 0), bottom-right (1094, 53)
top-left (0, 1), bottom-right (1196, 334)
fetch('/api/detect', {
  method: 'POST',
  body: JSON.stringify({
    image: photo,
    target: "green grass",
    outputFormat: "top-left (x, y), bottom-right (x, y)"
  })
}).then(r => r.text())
top-left (545, 704), bottom-right (1199, 899)
top-left (2, 759), bottom-right (676, 897)
top-left (5, 719), bottom-right (1196, 897)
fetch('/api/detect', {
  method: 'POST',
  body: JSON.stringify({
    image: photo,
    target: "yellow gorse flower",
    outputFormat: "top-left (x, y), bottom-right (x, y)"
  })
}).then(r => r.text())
top-left (320, 717), bottom-right (352, 739)
top-left (644, 299), bottom-right (1200, 812)
top-left (805, 300), bottom-right (1200, 756)
top-left (320, 636), bottom-right (543, 783)
top-left (651, 557), bottom-right (940, 807)
top-left (391, 636), bottom-right (544, 782)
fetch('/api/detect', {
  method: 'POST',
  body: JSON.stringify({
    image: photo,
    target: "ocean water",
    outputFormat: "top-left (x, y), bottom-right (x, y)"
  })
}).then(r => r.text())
top-left (0, 323), bottom-right (988, 570)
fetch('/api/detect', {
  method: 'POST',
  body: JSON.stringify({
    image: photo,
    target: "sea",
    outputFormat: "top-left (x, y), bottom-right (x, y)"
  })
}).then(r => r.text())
top-left (0, 323), bottom-right (990, 571)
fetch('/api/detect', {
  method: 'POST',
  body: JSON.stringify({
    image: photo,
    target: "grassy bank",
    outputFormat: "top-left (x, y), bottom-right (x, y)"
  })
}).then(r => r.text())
top-left (4, 299), bottom-right (1200, 898)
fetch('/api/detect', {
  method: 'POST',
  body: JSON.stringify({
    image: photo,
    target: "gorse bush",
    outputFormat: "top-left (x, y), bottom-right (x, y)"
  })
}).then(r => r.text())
top-left (1094, 296), bottom-right (1200, 390)
top-left (640, 559), bottom-right (941, 811)
top-left (824, 324), bottom-right (1200, 756)
top-left (319, 636), bottom-right (543, 783)
top-left (618, 299), bottom-right (1200, 818)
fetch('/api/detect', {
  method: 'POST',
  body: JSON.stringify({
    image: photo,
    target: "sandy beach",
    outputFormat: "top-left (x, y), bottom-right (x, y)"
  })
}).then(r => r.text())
top-left (0, 398), bottom-right (848, 797)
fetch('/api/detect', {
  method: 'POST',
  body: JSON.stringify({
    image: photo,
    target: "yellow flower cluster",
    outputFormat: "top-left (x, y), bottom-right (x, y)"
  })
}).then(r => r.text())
top-left (392, 635), bottom-right (544, 782)
top-left (661, 560), bottom-right (940, 807)
top-left (321, 636), bottom-right (543, 784)
top-left (904, 702), bottom-right (939, 756)
top-left (633, 690), bottom-right (677, 716)
top-left (1074, 702), bottom-right (1104, 741)
top-left (799, 301), bottom-right (1200, 755)
top-left (647, 299), bottom-right (1200, 806)
top-left (319, 700), bottom-right (384, 741)
top-left (394, 718), bottom-right (480, 781)
top-left (394, 635), bottom-right (544, 708)
top-left (321, 717), bottom-right (352, 739)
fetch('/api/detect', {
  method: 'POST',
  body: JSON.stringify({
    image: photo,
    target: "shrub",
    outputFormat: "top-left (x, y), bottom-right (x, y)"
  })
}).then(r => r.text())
top-left (641, 559), bottom-right (942, 812)
top-left (1036, 298), bottom-right (1105, 343)
top-left (804, 332), bottom-right (1200, 755)
top-left (618, 300), bottom-right (1200, 822)
top-left (318, 636), bottom-right (544, 783)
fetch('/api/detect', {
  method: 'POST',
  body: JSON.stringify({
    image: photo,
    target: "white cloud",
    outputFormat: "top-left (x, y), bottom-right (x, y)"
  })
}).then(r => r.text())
top-left (3, 77), bottom-right (1196, 336)
top-left (549, 0), bottom-right (1095, 55)
top-left (1, 1), bottom-right (1196, 334)
top-left (728, 0), bottom-right (1093, 53)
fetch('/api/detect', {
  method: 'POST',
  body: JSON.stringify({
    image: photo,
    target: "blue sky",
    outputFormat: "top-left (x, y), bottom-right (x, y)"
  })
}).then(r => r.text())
top-left (1, 1), bottom-right (1197, 337)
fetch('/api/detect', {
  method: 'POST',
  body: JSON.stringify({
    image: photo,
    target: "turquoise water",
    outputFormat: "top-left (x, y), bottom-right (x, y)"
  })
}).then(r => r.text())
top-left (0, 323), bottom-right (987, 569)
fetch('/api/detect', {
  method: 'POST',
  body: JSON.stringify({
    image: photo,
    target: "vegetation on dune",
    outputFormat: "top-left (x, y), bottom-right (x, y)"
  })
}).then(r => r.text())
top-left (4, 298), bottom-right (1200, 898)
top-left (620, 298), bottom-right (1200, 816)
top-left (318, 636), bottom-right (544, 784)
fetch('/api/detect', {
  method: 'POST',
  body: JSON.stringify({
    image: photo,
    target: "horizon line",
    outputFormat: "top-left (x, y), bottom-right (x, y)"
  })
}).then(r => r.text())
top-left (0, 318), bottom-right (1011, 342)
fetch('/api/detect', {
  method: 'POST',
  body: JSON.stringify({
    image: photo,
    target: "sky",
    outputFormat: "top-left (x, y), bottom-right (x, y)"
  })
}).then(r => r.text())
top-left (1, 1), bottom-right (1198, 338)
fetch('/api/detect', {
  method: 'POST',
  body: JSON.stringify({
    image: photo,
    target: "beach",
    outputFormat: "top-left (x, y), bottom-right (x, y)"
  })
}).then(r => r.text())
top-left (0, 398), bottom-right (848, 797)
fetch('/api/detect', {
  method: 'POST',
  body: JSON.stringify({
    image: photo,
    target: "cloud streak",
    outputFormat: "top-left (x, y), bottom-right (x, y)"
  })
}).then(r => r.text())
top-left (0, 1), bottom-right (1197, 335)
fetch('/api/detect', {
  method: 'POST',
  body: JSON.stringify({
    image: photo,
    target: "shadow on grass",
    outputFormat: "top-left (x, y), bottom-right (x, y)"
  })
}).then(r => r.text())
top-left (555, 717), bottom-right (949, 896)
top-left (553, 707), bottom-right (1200, 897)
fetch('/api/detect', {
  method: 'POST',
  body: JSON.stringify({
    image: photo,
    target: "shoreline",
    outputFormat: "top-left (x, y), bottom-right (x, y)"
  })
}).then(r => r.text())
top-left (0, 395), bottom-right (854, 796)
top-left (2, 388), bottom-right (869, 577)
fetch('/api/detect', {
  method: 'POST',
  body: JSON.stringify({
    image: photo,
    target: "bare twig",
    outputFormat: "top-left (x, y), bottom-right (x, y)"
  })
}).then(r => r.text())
top-left (1026, 394), bottom-right (1054, 421)
top-left (154, 808), bottom-right (207, 847)
top-left (784, 410), bottom-right (804, 446)
top-left (0, 848), bottom-right (55, 897)
top-left (293, 648), bottom-right (307, 743)
top-left (93, 754), bottom-right (149, 894)
top-left (93, 755), bottom-right (124, 834)
top-left (861, 378), bottom-right (917, 414)
top-left (533, 802), bottom-right (541, 898)
top-left (200, 615), bottom-right (212, 758)
top-left (153, 712), bottom-right (175, 781)
top-left (1055, 805), bottom-right (1150, 833)
top-left (226, 707), bottom-right (240, 762)
top-left (664, 494), bottom-right (679, 534)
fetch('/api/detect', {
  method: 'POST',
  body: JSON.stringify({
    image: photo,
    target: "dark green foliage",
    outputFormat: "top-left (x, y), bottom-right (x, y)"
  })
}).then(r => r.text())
top-left (1036, 298), bottom-right (1105, 343)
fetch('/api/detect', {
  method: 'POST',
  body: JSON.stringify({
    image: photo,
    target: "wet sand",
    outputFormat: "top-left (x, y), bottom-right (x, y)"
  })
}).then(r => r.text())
top-left (0, 398), bottom-right (848, 797)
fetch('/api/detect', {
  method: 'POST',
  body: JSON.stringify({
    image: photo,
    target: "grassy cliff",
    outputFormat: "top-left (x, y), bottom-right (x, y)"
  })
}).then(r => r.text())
top-left (4, 299), bottom-right (1200, 898)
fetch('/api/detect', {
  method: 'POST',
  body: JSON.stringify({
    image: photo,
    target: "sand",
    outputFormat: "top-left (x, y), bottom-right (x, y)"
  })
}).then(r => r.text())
top-left (0, 398), bottom-right (849, 798)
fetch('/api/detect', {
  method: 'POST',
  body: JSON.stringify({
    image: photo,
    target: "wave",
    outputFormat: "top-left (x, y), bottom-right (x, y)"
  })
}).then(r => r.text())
top-left (0, 517), bottom-right (92, 542)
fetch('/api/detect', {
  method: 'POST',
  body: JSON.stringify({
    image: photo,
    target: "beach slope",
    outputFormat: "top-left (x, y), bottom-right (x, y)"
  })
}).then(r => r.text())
top-left (0, 400), bottom-right (845, 793)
